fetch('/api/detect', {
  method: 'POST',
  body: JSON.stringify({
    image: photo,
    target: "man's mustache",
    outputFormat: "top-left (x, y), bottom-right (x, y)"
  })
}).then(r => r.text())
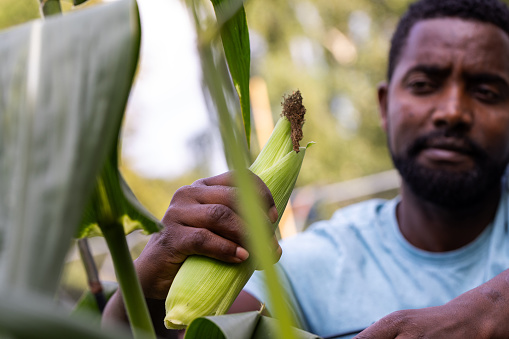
top-left (406, 130), bottom-right (487, 160)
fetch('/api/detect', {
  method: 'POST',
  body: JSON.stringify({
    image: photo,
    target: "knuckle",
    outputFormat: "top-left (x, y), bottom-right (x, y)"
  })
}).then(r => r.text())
top-left (387, 310), bottom-right (407, 325)
top-left (171, 185), bottom-right (192, 201)
top-left (191, 178), bottom-right (206, 187)
top-left (372, 311), bottom-right (407, 332)
top-left (152, 227), bottom-right (183, 258)
top-left (207, 204), bottom-right (231, 223)
top-left (188, 228), bottom-right (210, 249)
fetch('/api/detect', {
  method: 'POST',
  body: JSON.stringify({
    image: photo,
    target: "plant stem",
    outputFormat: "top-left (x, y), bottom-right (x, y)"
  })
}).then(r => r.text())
top-left (77, 238), bottom-right (107, 312)
top-left (101, 223), bottom-right (156, 339)
top-left (39, 0), bottom-right (62, 17)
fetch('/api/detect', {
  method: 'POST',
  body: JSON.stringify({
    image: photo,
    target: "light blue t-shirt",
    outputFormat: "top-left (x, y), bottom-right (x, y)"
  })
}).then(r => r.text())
top-left (244, 188), bottom-right (509, 338)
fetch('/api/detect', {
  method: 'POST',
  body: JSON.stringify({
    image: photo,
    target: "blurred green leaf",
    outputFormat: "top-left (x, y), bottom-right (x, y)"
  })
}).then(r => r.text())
top-left (253, 316), bottom-right (322, 339)
top-left (71, 281), bottom-right (118, 324)
top-left (0, 0), bottom-right (140, 297)
top-left (196, 25), bottom-right (297, 339)
top-left (77, 147), bottom-right (163, 238)
top-left (211, 0), bottom-right (251, 148)
top-left (39, 0), bottom-right (63, 16)
top-left (185, 311), bottom-right (322, 339)
top-left (0, 292), bottom-right (135, 339)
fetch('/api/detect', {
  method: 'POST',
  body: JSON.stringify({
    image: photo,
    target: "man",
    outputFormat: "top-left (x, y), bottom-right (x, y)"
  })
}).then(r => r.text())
top-left (104, 0), bottom-right (509, 337)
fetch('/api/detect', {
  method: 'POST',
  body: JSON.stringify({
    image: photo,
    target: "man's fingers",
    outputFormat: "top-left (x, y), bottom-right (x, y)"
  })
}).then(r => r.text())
top-left (272, 235), bottom-right (282, 263)
top-left (169, 203), bottom-right (246, 245)
top-left (192, 171), bottom-right (278, 223)
top-left (171, 183), bottom-right (237, 210)
top-left (354, 312), bottom-right (405, 339)
top-left (192, 171), bottom-right (236, 187)
top-left (182, 227), bottom-right (249, 263)
top-left (157, 223), bottom-right (250, 264)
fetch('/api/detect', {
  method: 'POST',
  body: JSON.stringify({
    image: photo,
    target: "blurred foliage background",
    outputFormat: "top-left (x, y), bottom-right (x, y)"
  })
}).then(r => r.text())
top-left (4, 0), bottom-right (509, 308)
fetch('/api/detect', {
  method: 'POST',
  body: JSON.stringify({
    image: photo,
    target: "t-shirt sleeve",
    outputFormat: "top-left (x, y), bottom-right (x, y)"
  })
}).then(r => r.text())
top-left (243, 263), bottom-right (309, 331)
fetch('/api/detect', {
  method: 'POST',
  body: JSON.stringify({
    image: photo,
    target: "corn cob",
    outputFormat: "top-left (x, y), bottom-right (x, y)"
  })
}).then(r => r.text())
top-left (164, 90), bottom-right (311, 330)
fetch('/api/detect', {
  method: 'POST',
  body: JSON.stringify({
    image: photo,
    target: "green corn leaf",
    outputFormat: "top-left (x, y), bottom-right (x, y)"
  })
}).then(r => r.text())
top-left (252, 315), bottom-right (322, 339)
top-left (210, 0), bottom-right (251, 148)
top-left (0, 292), bottom-right (141, 339)
top-left (184, 311), bottom-right (322, 339)
top-left (77, 146), bottom-right (162, 239)
top-left (71, 281), bottom-right (118, 324)
top-left (0, 0), bottom-right (140, 297)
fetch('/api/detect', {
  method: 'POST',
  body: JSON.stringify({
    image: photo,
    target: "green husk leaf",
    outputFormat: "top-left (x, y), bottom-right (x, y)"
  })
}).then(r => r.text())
top-left (255, 143), bottom-right (313, 227)
top-left (165, 256), bottom-right (255, 330)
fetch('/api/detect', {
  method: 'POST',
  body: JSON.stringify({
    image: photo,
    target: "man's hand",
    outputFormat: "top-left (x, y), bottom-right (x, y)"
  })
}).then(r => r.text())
top-left (354, 305), bottom-right (474, 339)
top-left (355, 271), bottom-right (509, 339)
top-left (103, 171), bottom-right (280, 330)
top-left (133, 171), bottom-right (280, 300)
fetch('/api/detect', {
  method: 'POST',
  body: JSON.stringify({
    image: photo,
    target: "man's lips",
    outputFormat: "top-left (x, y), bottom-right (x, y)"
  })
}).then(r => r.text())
top-left (420, 148), bottom-right (471, 162)
top-left (418, 141), bottom-right (475, 164)
top-left (412, 138), bottom-right (475, 163)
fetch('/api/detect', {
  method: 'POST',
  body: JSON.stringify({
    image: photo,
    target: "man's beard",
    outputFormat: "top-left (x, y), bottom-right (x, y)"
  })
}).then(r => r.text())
top-left (391, 130), bottom-right (507, 209)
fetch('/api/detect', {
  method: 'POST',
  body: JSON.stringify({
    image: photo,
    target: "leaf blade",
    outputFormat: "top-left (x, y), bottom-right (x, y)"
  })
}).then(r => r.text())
top-left (0, 0), bottom-right (141, 296)
top-left (211, 0), bottom-right (251, 147)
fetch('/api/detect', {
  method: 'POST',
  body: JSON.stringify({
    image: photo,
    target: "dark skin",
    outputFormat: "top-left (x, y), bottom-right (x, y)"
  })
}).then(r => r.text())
top-left (104, 17), bottom-right (509, 339)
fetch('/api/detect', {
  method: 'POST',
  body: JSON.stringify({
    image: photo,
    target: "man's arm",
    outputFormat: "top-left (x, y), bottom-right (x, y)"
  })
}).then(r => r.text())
top-left (355, 268), bottom-right (509, 339)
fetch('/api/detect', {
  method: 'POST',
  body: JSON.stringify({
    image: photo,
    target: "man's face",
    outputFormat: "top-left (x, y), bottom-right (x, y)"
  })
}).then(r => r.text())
top-left (379, 18), bottom-right (509, 208)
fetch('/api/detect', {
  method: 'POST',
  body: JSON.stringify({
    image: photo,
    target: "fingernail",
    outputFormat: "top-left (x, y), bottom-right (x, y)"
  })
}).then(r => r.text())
top-left (236, 247), bottom-right (250, 261)
top-left (269, 206), bottom-right (278, 224)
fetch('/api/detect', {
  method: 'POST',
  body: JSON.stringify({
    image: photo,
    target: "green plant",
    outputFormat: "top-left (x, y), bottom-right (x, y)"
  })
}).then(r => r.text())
top-left (0, 0), bottom-right (319, 338)
top-left (0, 0), bottom-right (153, 338)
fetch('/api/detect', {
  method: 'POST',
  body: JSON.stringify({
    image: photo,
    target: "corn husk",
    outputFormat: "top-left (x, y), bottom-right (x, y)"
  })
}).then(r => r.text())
top-left (164, 91), bottom-right (311, 329)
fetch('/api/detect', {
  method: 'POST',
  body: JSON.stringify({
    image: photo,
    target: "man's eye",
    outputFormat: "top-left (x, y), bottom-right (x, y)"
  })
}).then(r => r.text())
top-left (407, 80), bottom-right (435, 94)
top-left (473, 86), bottom-right (500, 103)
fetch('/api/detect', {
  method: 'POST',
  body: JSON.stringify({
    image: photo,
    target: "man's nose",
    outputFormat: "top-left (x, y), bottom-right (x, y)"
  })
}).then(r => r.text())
top-left (432, 83), bottom-right (472, 130)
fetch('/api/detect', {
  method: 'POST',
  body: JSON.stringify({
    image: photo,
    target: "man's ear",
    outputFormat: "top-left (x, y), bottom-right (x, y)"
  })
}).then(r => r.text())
top-left (377, 81), bottom-right (389, 132)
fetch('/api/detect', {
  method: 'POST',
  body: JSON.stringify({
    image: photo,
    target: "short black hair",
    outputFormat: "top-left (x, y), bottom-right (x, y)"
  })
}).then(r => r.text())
top-left (388, 0), bottom-right (509, 81)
